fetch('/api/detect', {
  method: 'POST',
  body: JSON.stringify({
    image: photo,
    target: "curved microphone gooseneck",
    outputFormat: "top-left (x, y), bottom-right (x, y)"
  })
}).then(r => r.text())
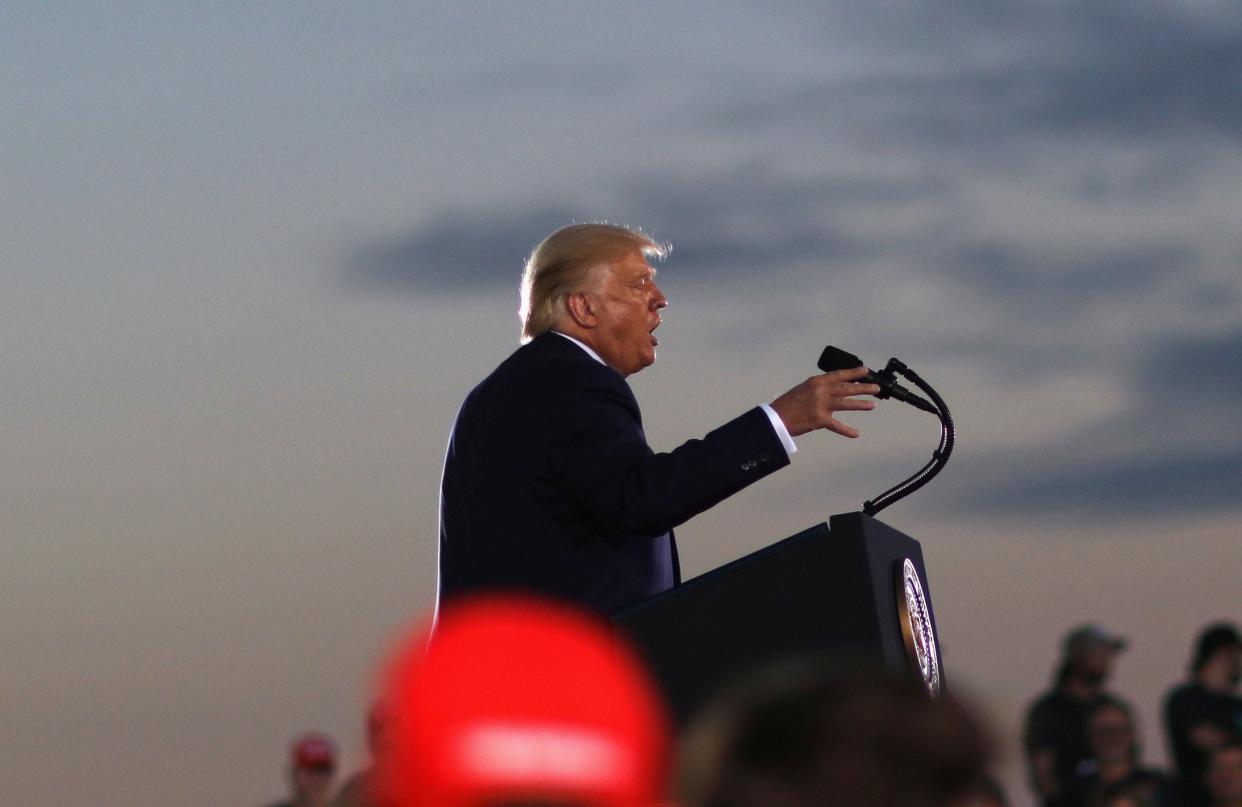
top-left (817, 347), bottom-right (955, 516)
top-left (861, 358), bottom-right (954, 516)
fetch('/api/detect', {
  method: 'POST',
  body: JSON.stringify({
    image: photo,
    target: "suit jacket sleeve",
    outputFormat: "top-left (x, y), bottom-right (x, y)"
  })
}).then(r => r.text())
top-left (549, 371), bottom-right (789, 537)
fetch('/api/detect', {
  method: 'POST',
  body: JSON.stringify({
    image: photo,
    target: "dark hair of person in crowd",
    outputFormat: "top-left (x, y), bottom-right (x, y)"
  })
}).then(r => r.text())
top-left (1192, 623), bottom-right (1242, 675)
top-left (677, 658), bottom-right (990, 807)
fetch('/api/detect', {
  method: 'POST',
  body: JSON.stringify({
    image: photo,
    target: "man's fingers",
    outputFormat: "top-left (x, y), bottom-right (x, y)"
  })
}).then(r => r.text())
top-left (835, 398), bottom-right (877, 411)
top-left (840, 383), bottom-right (881, 396)
top-left (773, 371), bottom-right (882, 438)
top-left (825, 418), bottom-right (860, 438)
top-left (831, 366), bottom-right (872, 382)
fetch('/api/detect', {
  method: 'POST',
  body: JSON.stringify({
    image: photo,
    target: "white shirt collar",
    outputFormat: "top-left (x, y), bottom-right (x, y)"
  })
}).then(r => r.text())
top-left (551, 331), bottom-right (606, 366)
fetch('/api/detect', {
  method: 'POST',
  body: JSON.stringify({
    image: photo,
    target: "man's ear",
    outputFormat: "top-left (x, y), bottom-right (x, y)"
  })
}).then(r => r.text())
top-left (564, 292), bottom-right (597, 328)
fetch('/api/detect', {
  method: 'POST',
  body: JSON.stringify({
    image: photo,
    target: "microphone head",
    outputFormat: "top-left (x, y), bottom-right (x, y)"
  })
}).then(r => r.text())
top-left (818, 345), bottom-right (864, 373)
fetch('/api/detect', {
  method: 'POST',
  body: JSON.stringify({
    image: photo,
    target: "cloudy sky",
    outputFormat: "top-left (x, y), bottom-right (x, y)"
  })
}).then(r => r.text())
top-left (4, 2), bottom-right (1241, 804)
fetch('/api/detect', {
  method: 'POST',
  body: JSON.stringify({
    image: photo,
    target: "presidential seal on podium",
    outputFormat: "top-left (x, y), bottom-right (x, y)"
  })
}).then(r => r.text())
top-left (896, 557), bottom-right (942, 696)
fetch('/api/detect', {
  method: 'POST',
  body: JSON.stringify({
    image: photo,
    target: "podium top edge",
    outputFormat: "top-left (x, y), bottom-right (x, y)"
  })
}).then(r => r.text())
top-left (612, 520), bottom-right (830, 622)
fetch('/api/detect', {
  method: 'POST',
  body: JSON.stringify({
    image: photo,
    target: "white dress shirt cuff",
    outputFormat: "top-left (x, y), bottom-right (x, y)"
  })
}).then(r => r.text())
top-left (759, 403), bottom-right (797, 457)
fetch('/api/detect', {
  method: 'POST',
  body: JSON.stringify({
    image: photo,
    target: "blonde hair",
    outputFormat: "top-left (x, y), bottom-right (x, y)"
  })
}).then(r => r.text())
top-left (519, 223), bottom-right (669, 343)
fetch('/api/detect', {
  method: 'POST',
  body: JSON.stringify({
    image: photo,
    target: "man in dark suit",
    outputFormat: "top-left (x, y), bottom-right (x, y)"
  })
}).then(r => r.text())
top-left (438, 223), bottom-right (879, 616)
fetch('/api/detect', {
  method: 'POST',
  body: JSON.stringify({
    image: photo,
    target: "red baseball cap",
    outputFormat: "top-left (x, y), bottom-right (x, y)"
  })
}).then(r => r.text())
top-left (375, 595), bottom-right (671, 807)
top-left (290, 732), bottom-right (337, 770)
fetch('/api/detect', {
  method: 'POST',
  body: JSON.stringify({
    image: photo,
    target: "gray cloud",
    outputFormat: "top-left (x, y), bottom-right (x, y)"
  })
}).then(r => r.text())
top-left (348, 206), bottom-right (577, 292)
top-left (401, 59), bottom-right (639, 107)
top-left (1186, 279), bottom-right (1242, 315)
top-left (958, 448), bottom-right (1242, 518)
top-left (619, 167), bottom-right (947, 276)
top-left (342, 0), bottom-right (1242, 469)
top-left (939, 326), bottom-right (1242, 520)
top-left (941, 241), bottom-right (1199, 319)
top-left (722, 1), bottom-right (1242, 152)
top-left (345, 166), bottom-right (948, 291)
top-left (1062, 326), bottom-right (1242, 443)
top-left (347, 0), bottom-right (1242, 316)
top-left (1139, 326), bottom-right (1242, 401)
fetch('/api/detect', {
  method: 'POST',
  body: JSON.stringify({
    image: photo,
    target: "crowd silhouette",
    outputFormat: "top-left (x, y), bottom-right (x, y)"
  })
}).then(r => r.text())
top-left (259, 608), bottom-right (1240, 807)
top-left (1022, 623), bottom-right (1242, 807)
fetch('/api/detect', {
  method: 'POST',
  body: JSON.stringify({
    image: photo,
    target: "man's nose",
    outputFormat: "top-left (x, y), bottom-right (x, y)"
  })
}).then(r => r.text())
top-left (651, 283), bottom-right (668, 309)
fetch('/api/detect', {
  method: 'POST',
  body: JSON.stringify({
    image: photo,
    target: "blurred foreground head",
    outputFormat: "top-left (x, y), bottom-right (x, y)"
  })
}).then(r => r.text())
top-left (375, 595), bottom-right (671, 807)
top-left (678, 661), bottom-right (990, 807)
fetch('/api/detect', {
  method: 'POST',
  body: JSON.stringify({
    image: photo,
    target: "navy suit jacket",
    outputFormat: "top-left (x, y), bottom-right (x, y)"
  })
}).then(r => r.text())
top-left (437, 332), bottom-right (790, 616)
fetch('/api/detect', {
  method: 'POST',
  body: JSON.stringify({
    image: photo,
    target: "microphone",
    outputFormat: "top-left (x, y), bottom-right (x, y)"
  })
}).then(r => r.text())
top-left (818, 346), bottom-right (938, 414)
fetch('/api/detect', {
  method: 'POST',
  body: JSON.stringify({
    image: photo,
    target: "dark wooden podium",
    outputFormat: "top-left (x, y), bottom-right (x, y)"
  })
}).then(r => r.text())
top-left (613, 512), bottom-right (943, 723)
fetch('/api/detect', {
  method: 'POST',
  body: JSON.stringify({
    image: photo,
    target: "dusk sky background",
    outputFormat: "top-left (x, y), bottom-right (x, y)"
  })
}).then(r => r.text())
top-left (4, 2), bottom-right (1241, 804)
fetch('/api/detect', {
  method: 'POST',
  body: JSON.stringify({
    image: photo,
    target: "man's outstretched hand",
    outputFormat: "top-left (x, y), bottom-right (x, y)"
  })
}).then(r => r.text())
top-left (770, 366), bottom-right (881, 438)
